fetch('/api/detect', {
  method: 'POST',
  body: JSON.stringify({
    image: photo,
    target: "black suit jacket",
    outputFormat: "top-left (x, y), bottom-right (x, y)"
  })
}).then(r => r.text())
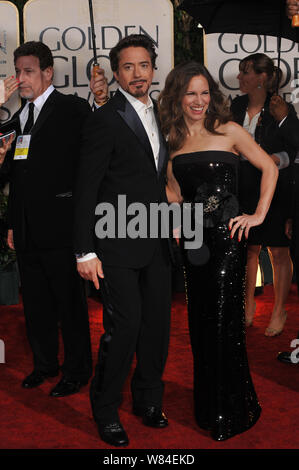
top-left (231, 93), bottom-right (298, 214)
top-left (74, 90), bottom-right (169, 268)
top-left (5, 89), bottom-right (91, 250)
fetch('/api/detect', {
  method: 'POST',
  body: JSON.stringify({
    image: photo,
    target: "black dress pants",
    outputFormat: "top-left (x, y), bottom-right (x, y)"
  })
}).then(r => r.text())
top-left (90, 241), bottom-right (172, 425)
top-left (17, 246), bottom-right (92, 381)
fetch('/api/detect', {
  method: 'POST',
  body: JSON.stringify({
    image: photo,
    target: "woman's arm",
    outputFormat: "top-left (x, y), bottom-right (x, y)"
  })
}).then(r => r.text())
top-left (166, 159), bottom-right (183, 204)
top-left (227, 122), bottom-right (279, 240)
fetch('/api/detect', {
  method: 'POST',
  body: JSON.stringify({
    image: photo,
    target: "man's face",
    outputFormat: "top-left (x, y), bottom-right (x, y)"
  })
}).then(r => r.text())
top-left (15, 55), bottom-right (53, 101)
top-left (114, 46), bottom-right (154, 104)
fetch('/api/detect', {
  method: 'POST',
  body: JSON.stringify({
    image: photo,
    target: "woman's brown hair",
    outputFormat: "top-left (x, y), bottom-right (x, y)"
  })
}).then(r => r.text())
top-left (158, 61), bottom-right (231, 153)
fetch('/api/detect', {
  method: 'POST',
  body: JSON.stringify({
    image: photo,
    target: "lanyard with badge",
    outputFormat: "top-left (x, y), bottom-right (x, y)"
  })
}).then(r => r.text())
top-left (14, 103), bottom-right (34, 161)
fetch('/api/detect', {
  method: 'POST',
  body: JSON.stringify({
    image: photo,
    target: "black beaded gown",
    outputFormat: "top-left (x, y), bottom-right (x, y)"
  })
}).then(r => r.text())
top-left (172, 150), bottom-right (261, 441)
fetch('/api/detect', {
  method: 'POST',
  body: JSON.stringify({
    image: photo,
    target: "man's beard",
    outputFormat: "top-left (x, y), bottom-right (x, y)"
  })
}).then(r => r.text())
top-left (19, 89), bottom-right (34, 100)
top-left (131, 89), bottom-right (147, 98)
top-left (128, 82), bottom-right (149, 99)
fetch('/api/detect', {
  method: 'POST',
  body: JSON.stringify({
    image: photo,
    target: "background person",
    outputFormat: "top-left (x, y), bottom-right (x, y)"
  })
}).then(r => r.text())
top-left (2, 41), bottom-right (107, 397)
top-left (231, 53), bottom-right (298, 336)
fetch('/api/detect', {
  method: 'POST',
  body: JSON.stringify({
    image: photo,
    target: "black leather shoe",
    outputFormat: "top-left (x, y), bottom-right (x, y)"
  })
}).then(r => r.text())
top-left (133, 405), bottom-right (169, 428)
top-left (49, 377), bottom-right (88, 397)
top-left (277, 351), bottom-right (299, 365)
top-left (97, 422), bottom-right (129, 447)
top-left (22, 370), bottom-right (59, 389)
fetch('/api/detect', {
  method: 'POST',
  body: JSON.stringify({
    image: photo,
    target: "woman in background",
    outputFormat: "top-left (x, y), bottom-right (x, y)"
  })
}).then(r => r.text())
top-left (231, 53), bottom-right (298, 336)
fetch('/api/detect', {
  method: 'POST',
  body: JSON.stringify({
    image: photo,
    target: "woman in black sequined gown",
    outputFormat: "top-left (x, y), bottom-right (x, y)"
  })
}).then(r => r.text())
top-left (158, 62), bottom-right (278, 441)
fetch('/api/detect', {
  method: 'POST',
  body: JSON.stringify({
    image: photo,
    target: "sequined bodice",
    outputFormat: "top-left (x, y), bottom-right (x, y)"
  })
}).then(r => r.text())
top-left (173, 150), bottom-right (239, 199)
top-left (173, 151), bottom-right (240, 227)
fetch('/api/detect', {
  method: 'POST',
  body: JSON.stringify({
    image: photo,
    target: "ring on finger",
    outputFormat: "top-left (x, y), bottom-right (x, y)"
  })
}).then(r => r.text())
top-left (240, 226), bottom-right (244, 230)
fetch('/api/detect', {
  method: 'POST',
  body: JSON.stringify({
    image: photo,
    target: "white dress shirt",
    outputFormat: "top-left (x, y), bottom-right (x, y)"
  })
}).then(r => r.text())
top-left (19, 84), bottom-right (55, 132)
top-left (77, 87), bottom-right (160, 263)
top-left (118, 86), bottom-right (160, 169)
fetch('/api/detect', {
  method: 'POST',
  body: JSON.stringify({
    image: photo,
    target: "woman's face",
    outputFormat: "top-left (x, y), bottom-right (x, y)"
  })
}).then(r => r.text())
top-left (181, 75), bottom-right (211, 124)
top-left (237, 62), bottom-right (265, 94)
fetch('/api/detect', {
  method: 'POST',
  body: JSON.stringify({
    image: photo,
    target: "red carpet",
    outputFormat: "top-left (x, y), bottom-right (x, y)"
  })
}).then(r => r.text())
top-left (0, 284), bottom-right (298, 450)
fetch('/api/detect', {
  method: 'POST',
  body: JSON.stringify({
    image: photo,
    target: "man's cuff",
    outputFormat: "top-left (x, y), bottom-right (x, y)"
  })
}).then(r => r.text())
top-left (75, 252), bottom-right (97, 263)
top-left (273, 151), bottom-right (290, 170)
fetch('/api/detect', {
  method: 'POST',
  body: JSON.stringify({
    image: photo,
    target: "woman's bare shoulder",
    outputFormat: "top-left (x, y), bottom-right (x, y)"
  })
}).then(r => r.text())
top-left (218, 120), bottom-right (243, 134)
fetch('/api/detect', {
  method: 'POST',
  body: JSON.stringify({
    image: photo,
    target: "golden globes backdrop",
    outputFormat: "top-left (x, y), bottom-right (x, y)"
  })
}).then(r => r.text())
top-left (205, 33), bottom-right (299, 114)
top-left (0, 0), bottom-right (19, 122)
top-left (24, 0), bottom-right (174, 104)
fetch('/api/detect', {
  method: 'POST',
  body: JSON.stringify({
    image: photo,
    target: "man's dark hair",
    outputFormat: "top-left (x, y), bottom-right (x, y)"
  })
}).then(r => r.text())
top-left (14, 41), bottom-right (54, 70)
top-left (109, 34), bottom-right (157, 72)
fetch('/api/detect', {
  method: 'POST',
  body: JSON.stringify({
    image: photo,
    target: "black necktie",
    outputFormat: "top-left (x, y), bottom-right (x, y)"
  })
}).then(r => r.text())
top-left (23, 102), bottom-right (35, 134)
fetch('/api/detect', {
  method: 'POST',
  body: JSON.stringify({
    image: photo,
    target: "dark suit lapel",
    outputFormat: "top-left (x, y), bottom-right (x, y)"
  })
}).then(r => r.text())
top-left (30, 89), bottom-right (58, 139)
top-left (256, 94), bottom-right (276, 148)
top-left (233, 93), bottom-right (274, 150)
top-left (153, 102), bottom-right (168, 175)
top-left (112, 90), bottom-right (157, 172)
top-left (158, 128), bottom-right (167, 175)
top-left (232, 95), bottom-right (248, 126)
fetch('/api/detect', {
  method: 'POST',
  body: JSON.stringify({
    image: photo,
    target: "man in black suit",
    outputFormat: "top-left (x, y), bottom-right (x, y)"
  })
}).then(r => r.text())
top-left (4, 41), bottom-right (107, 397)
top-left (74, 34), bottom-right (171, 446)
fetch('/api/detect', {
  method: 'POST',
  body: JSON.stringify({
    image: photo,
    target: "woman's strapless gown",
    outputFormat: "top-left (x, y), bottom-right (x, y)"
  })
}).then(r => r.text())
top-left (173, 151), bottom-right (261, 441)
